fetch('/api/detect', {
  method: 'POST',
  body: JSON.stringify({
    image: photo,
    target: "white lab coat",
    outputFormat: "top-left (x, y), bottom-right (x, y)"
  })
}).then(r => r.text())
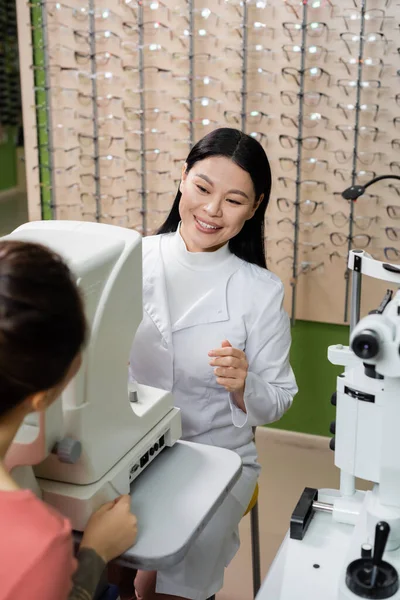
top-left (129, 233), bottom-right (298, 599)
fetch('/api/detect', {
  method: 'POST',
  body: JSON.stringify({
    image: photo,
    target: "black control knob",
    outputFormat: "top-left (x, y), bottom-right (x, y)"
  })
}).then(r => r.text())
top-left (345, 522), bottom-right (399, 598)
top-left (331, 392), bottom-right (337, 406)
top-left (329, 438), bottom-right (335, 451)
top-left (372, 523), bottom-right (390, 585)
top-left (329, 421), bottom-right (336, 435)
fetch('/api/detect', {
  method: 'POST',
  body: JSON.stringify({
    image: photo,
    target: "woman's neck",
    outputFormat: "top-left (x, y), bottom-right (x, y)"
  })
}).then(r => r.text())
top-left (0, 405), bottom-right (28, 491)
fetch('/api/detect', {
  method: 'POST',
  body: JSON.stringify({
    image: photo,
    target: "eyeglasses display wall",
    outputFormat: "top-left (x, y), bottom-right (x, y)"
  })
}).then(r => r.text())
top-left (16, 0), bottom-right (400, 325)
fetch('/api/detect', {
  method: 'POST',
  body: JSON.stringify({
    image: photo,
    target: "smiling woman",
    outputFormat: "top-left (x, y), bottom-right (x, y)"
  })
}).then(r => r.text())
top-left (158, 127), bottom-right (271, 266)
top-left (129, 128), bottom-right (297, 600)
top-left (179, 155), bottom-right (263, 252)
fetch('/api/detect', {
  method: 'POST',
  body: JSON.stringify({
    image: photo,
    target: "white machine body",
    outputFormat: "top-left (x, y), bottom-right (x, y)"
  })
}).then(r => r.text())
top-left (257, 250), bottom-right (400, 599)
top-left (3, 221), bottom-right (181, 530)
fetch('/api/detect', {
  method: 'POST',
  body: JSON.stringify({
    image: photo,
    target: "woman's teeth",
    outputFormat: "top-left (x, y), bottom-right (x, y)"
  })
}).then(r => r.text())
top-left (197, 218), bottom-right (218, 230)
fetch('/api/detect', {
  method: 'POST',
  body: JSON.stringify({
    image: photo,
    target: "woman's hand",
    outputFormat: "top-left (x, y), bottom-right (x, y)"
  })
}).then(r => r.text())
top-left (80, 495), bottom-right (138, 563)
top-left (209, 340), bottom-right (249, 407)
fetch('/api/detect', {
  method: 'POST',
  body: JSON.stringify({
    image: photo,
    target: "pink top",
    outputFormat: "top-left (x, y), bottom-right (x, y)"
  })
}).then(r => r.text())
top-left (0, 489), bottom-right (77, 600)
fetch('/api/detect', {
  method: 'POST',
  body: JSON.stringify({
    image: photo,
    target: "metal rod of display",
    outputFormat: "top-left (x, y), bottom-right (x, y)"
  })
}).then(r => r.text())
top-left (38, 1), bottom-right (55, 218)
top-left (188, 0), bottom-right (194, 147)
top-left (313, 500), bottom-right (333, 514)
top-left (250, 502), bottom-right (261, 596)
top-left (138, 2), bottom-right (147, 234)
top-left (88, 0), bottom-right (101, 222)
top-left (343, 0), bottom-right (366, 322)
top-left (350, 269), bottom-right (362, 332)
top-left (240, 0), bottom-right (248, 133)
top-left (290, 0), bottom-right (308, 326)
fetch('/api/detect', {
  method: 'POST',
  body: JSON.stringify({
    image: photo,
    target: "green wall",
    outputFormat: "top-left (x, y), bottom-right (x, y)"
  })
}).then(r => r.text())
top-left (0, 128), bottom-right (18, 191)
top-left (269, 320), bottom-right (350, 437)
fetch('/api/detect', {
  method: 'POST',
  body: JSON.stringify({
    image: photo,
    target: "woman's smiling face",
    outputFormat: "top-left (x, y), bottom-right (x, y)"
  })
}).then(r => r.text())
top-left (179, 156), bottom-right (263, 252)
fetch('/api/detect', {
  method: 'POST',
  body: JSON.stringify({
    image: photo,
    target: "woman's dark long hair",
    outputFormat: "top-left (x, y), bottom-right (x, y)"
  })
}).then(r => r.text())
top-left (157, 128), bottom-right (271, 269)
top-left (0, 241), bottom-right (87, 418)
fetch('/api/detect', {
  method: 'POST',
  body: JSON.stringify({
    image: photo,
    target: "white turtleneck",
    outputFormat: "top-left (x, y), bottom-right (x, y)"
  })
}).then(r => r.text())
top-left (162, 225), bottom-right (234, 329)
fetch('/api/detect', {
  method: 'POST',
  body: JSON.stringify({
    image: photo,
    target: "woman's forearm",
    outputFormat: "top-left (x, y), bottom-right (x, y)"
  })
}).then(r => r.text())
top-left (68, 547), bottom-right (106, 600)
top-left (231, 388), bottom-right (246, 413)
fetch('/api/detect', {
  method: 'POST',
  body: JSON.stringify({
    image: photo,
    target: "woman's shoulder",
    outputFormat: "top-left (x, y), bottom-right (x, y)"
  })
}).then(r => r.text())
top-left (232, 263), bottom-right (288, 328)
top-left (0, 489), bottom-right (71, 535)
top-left (141, 233), bottom-right (159, 252)
top-left (142, 233), bottom-right (172, 255)
top-left (141, 234), bottom-right (173, 283)
top-left (0, 491), bottom-right (75, 600)
top-left (237, 260), bottom-right (284, 294)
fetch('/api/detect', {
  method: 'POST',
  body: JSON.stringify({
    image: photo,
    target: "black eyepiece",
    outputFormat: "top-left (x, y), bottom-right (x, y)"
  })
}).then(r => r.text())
top-left (351, 329), bottom-right (380, 360)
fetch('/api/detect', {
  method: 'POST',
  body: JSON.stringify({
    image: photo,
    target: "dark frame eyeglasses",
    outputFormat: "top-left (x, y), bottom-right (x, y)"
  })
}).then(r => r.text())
top-left (282, 66), bottom-right (331, 86)
top-left (279, 134), bottom-right (327, 150)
